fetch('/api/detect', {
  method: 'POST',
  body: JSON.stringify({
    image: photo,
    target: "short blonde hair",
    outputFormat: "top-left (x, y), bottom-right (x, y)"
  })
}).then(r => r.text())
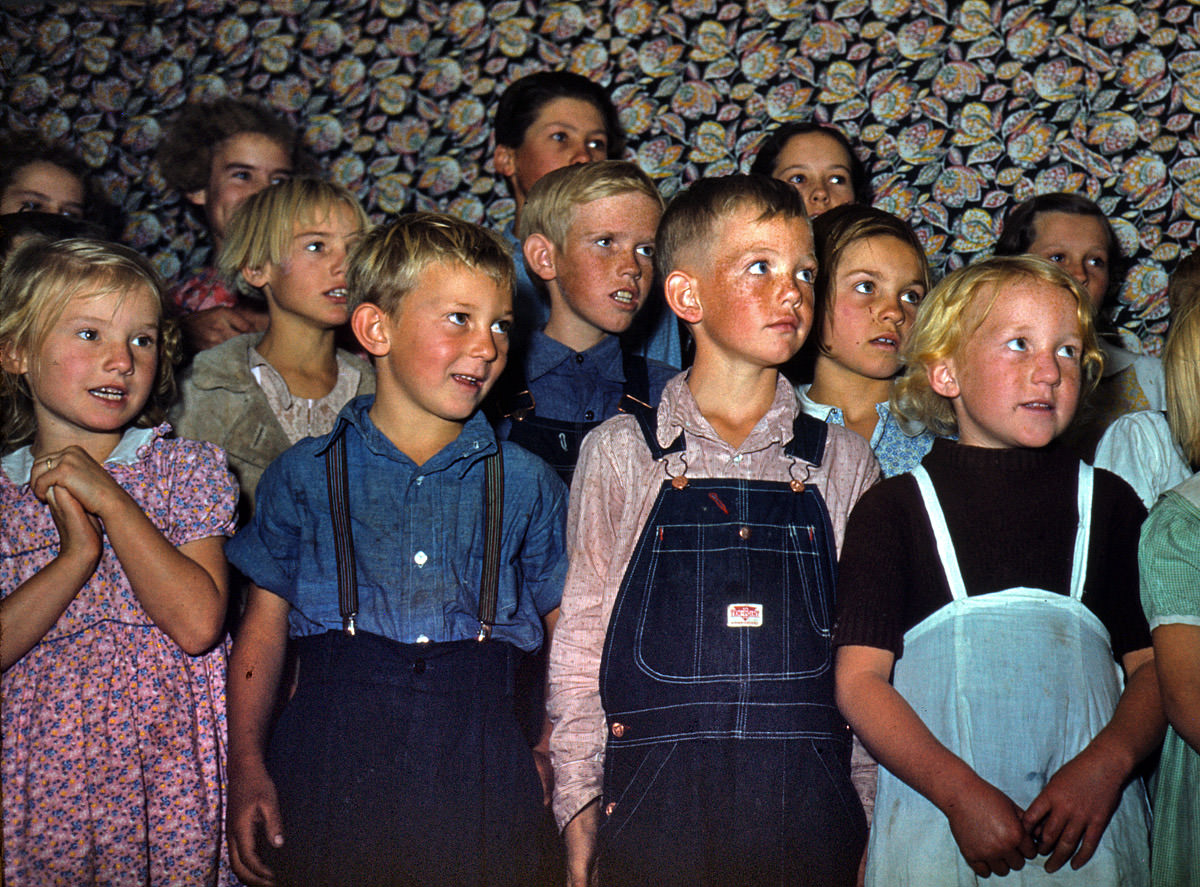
top-left (347, 212), bottom-right (514, 317)
top-left (892, 255), bottom-right (1103, 438)
top-left (517, 160), bottom-right (663, 249)
top-left (1168, 248), bottom-right (1200, 316)
top-left (218, 177), bottom-right (369, 296)
top-left (1164, 294), bottom-right (1200, 469)
top-left (0, 237), bottom-right (179, 453)
top-left (655, 174), bottom-right (807, 281)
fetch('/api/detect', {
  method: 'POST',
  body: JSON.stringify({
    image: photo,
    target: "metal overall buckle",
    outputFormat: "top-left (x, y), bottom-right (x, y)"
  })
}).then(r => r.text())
top-left (476, 621), bottom-right (493, 642)
top-left (343, 614), bottom-right (356, 636)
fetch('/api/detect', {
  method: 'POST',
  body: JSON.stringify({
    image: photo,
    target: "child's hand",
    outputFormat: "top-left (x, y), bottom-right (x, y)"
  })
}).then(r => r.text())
top-left (1022, 743), bottom-right (1127, 873)
top-left (944, 779), bottom-right (1037, 878)
top-left (227, 757), bottom-right (285, 887)
top-left (31, 447), bottom-right (127, 525)
top-left (44, 482), bottom-right (103, 568)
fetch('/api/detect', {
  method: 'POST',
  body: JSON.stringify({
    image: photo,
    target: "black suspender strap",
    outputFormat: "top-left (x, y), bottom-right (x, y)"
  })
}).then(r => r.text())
top-left (325, 431), bottom-right (359, 635)
top-left (323, 433), bottom-right (505, 642)
top-left (476, 449), bottom-right (504, 641)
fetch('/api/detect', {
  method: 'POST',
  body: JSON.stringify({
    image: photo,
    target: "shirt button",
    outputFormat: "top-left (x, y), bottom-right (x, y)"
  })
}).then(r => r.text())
top-left (733, 454), bottom-right (743, 463)
top-left (415, 475), bottom-right (423, 486)
top-left (414, 550), bottom-right (428, 566)
top-left (575, 353), bottom-right (584, 364)
top-left (605, 802), bottom-right (617, 816)
top-left (584, 410), bottom-right (594, 421)
top-left (610, 721), bottom-right (626, 738)
top-left (416, 634), bottom-right (430, 644)
top-left (738, 526), bottom-right (752, 540)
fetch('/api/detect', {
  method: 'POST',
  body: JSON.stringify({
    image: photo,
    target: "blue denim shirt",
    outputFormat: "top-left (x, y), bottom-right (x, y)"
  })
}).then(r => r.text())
top-left (495, 331), bottom-right (678, 438)
top-left (226, 397), bottom-right (568, 651)
top-left (796, 384), bottom-right (935, 478)
top-left (502, 222), bottom-right (683, 369)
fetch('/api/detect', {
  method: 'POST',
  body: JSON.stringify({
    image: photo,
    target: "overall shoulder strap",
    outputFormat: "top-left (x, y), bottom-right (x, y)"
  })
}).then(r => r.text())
top-left (784, 411), bottom-right (828, 467)
top-left (618, 350), bottom-right (652, 408)
top-left (626, 398), bottom-right (685, 461)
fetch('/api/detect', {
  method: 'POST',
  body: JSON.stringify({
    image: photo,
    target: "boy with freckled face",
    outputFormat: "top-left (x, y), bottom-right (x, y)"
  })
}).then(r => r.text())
top-left (493, 160), bottom-right (676, 486)
top-left (547, 175), bottom-right (880, 887)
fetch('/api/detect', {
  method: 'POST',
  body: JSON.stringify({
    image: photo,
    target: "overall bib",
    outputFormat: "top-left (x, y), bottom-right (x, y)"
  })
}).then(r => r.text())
top-left (264, 434), bottom-right (543, 887)
top-left (503, 349), bottom-right (651, 486)
top-left (597, 404), bottom-right (866, 886)
top-left (865, 464), bottom-right (1150, 886)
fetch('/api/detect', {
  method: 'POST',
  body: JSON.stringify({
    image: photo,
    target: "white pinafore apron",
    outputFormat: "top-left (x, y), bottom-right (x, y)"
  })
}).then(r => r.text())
top-left (865, 464), bottom-right (1150, 886)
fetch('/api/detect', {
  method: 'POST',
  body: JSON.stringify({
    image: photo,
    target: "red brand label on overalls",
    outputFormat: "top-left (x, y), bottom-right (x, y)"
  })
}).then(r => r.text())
top-left (726, 603), bottom-right (763, 627)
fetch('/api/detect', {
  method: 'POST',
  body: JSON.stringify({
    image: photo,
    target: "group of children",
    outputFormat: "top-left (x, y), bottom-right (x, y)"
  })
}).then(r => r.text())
top-left (1, 69), bottom-right (1196, 887)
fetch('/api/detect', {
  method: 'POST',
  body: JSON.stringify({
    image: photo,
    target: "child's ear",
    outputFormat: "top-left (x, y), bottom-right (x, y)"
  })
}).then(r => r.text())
top-left (927, 357), bottom-right (961, 399)
top-left (663, 270), bottom-right (703, 324)
top-left (0, 340), bottom-right (27, 375)
top-left (242, 267), bottom-right (269, 290)
top-left (351, 303), bottom-right (391, 358)
top-left (493, 144), bottom-right (516, 180)
top-left (522, 234), bottom-right (558, 283)
top-left (185, 188), bottom-right (208, 208)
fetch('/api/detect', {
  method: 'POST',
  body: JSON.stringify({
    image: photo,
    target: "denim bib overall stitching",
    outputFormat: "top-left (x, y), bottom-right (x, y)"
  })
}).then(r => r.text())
top-left (262, 430), bottom-right (543, 887)
top-left (503, 349), bottom-right (651, 486)
top-left (595, 402), bottom-right (865, 886)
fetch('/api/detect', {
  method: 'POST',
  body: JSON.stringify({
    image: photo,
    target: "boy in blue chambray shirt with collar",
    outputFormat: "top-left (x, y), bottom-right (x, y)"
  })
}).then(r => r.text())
top-left (493, 160), bottom-right (677, 487)
top-left (224, 213), bottom-right (568, 887)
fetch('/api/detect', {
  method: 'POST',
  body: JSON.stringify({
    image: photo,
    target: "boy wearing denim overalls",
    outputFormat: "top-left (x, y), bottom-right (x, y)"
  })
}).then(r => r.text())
top-left (548, 175), bottom-right (881, 886)
top-left (224, 214), bottom-right (567, 887)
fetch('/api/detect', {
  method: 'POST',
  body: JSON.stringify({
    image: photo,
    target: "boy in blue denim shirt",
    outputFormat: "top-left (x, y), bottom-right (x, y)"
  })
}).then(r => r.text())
top-left (225, 213), bottom-right (568, 887)
top-left (494, 160), bottom-right (677, 486)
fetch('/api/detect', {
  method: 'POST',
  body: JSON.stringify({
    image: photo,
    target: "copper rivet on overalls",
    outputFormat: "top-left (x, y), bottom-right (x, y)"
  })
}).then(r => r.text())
top-left (606, 802), bottom-right (617, 816)
top-left (671, 476), bottom-right (689, 490)
top-left (738, 526), bottom-right (751, 540)
top-left (790, 479), bottom-right (805, 493)
top-left (610, 721), bottom-right (626, 737)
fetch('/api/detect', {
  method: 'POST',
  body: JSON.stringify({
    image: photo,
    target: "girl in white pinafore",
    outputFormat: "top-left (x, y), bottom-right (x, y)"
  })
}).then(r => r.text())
top-left (863, 462), bottom-right (1150, 885)
top-left (835, 257), bottom-right (1159, 886)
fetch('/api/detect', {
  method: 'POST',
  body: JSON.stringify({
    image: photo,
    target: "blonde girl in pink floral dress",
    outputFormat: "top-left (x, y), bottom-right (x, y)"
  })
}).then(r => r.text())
top-left (0, 238), bottom-right (238, 885)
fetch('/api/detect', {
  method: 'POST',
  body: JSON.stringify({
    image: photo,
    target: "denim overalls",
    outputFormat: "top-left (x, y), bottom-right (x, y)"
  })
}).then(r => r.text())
top-left (596, 403), bottom-right (866, 886)
top-left (502, 349), bottom-right (651, 486)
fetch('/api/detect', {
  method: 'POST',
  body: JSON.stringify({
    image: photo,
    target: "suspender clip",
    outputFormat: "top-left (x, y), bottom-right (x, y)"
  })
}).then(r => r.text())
top-left (477, 622), bottom-right (493, 642)
top-left (343, 615), bottom-right (357, 636)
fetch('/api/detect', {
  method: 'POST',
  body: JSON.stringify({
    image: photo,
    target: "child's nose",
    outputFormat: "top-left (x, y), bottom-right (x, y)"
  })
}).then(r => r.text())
top-left (106, 342), bottom-right (135, 373)
top-left (1032, 349), bottom-right (1062, 384)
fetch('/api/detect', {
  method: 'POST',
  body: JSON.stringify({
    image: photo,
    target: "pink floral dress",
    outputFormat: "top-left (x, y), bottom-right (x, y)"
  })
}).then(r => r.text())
top-left (1, 426), bottom-right (238, 886)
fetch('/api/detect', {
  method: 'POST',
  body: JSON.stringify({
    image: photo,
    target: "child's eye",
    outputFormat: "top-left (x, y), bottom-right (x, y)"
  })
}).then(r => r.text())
top-left (1087, 256), bottom-right (1107, 268)
top-left (594, 237), bottom-right (613, 248)
top-left (550, 130), bottom-right (567, 143)
top-left (586, 137), bottom-right (608, 152)
top-left (1057, 343), bottom-right (1079, 359)
top-left (853, 280), bottom-right (875, 295)
top-left (131, 333), bottom-right (157, 348)
top-left (749, 260), bottom-right (769, 275)
top-left (1005, 337), bottom-right (1028, 352)
top-left (270, 173), bottom-right (291, 186)
top-left (491, 319), bottom-right (511, 335)
top-left (448, 312), bottom-right (468, 326)
top-left (830, 174), bottom-right (848, 185)
top-left (1047, 253), bottom-right (1065, 264)
top-left (304, 240), bottom-right (325, 253)
top-left (797, 268), bottom-right (815, 284)
top-left (231, 170), bottom-right (251, 181)
top-left (787, 173), bottom-right (807, 185)
top-left (901, 288), bottom-right (924, 305)
top-left (18, 199), bottom-right (44, 212)
top-left (76, 328), bottom-right (99, 342)
top-left (636, 244), bottom-right (655, 258)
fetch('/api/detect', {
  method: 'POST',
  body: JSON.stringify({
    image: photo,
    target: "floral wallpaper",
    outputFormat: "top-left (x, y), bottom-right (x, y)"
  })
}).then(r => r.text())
top-left (3, 0), bottom-right (1199, 353)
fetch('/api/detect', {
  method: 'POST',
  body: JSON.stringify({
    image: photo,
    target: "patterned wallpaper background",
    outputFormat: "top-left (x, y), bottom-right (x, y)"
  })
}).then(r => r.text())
top-left (3, 0), bottom-right (1200, 353)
